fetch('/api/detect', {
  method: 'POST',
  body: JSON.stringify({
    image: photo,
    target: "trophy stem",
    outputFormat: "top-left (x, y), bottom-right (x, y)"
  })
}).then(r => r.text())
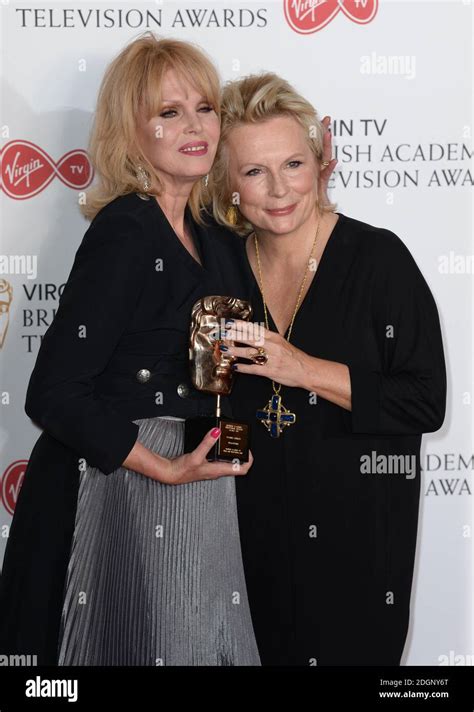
top-left (216, 393), bottom-right (221, 419)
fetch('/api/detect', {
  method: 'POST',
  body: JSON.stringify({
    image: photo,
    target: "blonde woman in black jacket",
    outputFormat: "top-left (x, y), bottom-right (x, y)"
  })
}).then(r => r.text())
top-left (0, 35), bottom-right (258, 666)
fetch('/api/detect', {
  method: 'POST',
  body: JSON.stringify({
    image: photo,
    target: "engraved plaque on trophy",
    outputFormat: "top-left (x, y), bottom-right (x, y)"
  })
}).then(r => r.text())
top-left (183, 295), bottom-right (252, 463)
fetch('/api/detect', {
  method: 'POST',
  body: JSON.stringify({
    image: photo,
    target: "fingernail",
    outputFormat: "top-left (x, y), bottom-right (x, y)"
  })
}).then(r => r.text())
top-left (211, 427), bottom-right (221, 439)
top-left (225, 319), bottom-right (234, 327)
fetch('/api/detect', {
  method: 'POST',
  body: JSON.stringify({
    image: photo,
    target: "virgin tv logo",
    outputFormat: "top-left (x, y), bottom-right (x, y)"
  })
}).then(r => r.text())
top-left (1, 460), bottom-right (27, 515)
top-left (284, 0), bottom-right (378, 34)
top-left (0, 140), bottom-right (93, 199)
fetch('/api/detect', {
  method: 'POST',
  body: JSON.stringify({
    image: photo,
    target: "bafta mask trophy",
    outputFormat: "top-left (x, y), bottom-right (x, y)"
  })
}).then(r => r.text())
top-left (184, 295), bottom-right (252, 462)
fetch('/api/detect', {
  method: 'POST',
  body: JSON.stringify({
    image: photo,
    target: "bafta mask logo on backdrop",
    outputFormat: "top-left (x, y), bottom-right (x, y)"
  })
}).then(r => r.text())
top-left (0, 279), bottom-right (13, 349)
top-left (284, 0), bottom-right (378, 34)
top-left (0, 140), bottom-right (93, 199)
top-left (1, 461), bottom-right (27, 516)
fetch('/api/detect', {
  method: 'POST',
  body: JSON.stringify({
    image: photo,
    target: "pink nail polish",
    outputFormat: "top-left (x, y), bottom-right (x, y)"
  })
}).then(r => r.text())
top-left (211, 427), bottom-right (221, 439)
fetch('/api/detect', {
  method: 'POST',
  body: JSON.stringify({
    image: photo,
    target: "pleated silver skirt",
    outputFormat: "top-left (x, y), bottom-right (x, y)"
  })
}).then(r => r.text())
top-left (57, 416), bottom-right (260, 666)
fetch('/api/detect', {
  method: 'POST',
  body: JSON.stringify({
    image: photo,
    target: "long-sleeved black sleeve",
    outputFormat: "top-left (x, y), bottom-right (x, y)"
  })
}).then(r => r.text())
top-left (25, 210), bottom-right (149, 474)
top-left (348, 232), bottom-right (447, 435)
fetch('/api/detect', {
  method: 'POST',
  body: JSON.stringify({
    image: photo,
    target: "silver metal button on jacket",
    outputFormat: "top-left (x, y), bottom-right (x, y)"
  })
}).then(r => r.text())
top-left (136, 369), bottom-right (151, 383)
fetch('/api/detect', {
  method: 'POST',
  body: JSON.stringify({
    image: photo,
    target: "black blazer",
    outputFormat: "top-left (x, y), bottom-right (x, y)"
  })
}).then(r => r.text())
top-left (25, 192), bottom-right (250, 475)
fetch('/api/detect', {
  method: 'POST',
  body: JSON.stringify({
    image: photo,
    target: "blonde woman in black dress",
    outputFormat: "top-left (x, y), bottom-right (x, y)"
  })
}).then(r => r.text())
top-left (209, 73), bottom-right (446, 665)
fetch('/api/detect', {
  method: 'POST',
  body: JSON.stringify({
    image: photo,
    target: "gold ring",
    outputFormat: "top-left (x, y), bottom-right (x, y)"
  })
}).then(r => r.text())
top-left (250, 347), bottom-right (268, 365)
top-left (321, 160), bottom-right (330, 167)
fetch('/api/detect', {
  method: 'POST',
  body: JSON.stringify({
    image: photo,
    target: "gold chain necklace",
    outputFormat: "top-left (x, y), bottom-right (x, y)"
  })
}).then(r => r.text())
top-left (252, 217), bottom-right (322, 437)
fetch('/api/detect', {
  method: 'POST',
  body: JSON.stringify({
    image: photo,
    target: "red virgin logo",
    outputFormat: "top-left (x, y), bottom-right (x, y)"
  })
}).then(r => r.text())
top-left (284, 0), bottom-right (378, 34)
top-left (0, 140), bottom-right (93, 199)
top-left (1, 460), bottom-right (27, 515)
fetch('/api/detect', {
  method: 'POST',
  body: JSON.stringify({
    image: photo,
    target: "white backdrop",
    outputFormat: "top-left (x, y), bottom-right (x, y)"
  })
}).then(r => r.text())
top-left (0, 0), bottom-right (472, 666)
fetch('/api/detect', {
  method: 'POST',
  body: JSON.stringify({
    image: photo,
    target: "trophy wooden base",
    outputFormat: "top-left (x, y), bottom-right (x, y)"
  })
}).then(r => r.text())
top-left (184, 415), bottom-right (250, 463)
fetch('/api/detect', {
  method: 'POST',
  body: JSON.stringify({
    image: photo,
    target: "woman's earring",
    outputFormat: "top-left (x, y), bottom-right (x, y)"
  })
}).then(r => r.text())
top-left (225, 205), bottom-right (238, 225)
top-left (136, 164), bottom-right (151, 192)
top-left (203, 174), bottom-right (209, 188)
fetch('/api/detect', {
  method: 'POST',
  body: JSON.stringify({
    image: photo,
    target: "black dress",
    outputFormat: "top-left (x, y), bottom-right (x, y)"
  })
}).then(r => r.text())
top-left (232, 212), bottom-right (447, 666)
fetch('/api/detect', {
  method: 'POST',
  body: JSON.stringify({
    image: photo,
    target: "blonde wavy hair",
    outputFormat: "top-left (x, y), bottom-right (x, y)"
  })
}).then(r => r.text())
top-left (81, 32), bottom-right (221, 221)
top-left (209, 72), bottom-right (337, 236)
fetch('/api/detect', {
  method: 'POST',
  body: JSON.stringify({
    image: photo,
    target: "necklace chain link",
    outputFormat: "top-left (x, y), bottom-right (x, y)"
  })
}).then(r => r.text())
top-left (252, 216), bottom-right (322, 396)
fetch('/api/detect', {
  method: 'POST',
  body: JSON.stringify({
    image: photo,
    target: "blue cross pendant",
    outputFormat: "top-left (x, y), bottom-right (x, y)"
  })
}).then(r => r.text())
top-left (256, 393), bottom-right (296, 438)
